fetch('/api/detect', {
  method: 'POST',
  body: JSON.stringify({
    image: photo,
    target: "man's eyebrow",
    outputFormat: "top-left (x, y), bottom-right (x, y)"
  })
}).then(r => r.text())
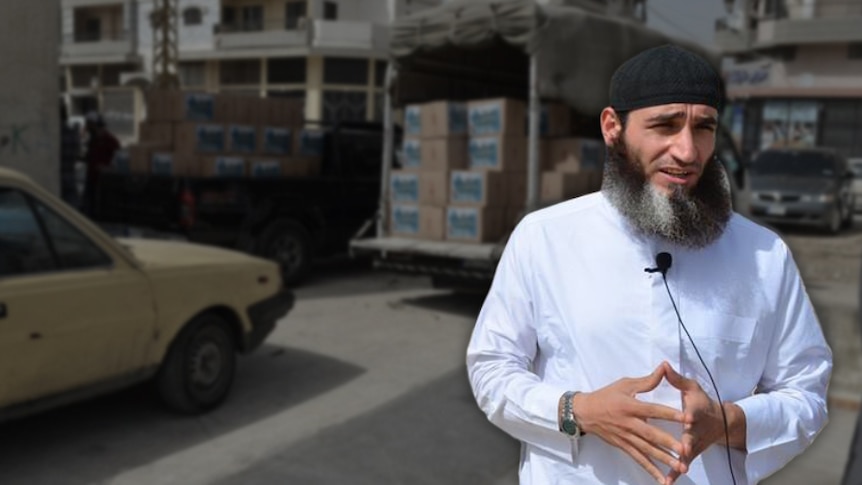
top-left (644, 112), bottom-right (685, 123)
top-left (695, 116), bottom-right (719, 127)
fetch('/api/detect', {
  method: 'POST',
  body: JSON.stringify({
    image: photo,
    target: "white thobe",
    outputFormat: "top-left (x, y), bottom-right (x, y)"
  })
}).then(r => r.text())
top-left (466, 192), bottom-right (832, 484)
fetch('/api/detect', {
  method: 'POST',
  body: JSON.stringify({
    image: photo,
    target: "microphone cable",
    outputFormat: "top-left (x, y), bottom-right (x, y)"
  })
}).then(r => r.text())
top-left (660, 272), bottom-right (737, 485)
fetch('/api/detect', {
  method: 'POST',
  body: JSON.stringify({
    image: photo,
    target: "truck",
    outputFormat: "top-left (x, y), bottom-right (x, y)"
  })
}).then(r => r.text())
top-left (348, 0), bottom-right (749, 292)
top-left (93, 120), bottom-right (388, 285)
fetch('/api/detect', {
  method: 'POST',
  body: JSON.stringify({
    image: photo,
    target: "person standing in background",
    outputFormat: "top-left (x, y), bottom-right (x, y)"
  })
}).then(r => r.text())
top-left (81, 111), bottom-right (119, 216)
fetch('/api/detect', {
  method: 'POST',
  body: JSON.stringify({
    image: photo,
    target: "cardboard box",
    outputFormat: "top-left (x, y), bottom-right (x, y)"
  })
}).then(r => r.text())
top-left (112, 149), bottom-right (131, 173)
top-left (146, 91), bottom-right (221, 122)
top-left (419, 205), bottom-right (446, 240)
top-left (199, 156), bottom-right (247, 177)
top-left (548, 137), bottom-right (605, 173)
top-left (468, 136), bottom-right (527, 172)
top-left (507, 173), bottom-right (527, 207)
top-left (266, 97), bottom-right (304, 126)
top-left (468, 98), bottom-right (526, 136)
top-left (150, 152), bottom-right (196, 176)
top-left (421, 136), bottom-right (468, 172)
top-left (446, 206), bottom-right (505, 243)
top-left (391, 204), bottom-right (420, 237)
top-left (125, 143), bottom-right (172, 174)
top-left (296, 130), bottom-right (325, 157)
top-left (390, 171), bottom-right (420, 203)
top-left (401, 138), bottom-right (422, 169)
top-left (247, 157), bottom-right (310, 178)
top-left (227, 125), bottom-right (258, 154)
top-left (506, 206), bottom-right (526, 232)
top-left (419, 171), bottom-right (449, 207)
top-left (421, 101), bottom-right (468, 138)
top-left (175, 123), bottom-right (226, 155)
top-left (404, 104), bottom-right (422, 136)
top-left (260, 127), bottom-right (294, 155)
top-left (541, 171), bottom-right (594, 203)
top-left (449, 170), bottom-right (508, 207)
top-left (540, 103), bottom-right (572, 138)
top-left (139, 121), bottom-right (175, 145)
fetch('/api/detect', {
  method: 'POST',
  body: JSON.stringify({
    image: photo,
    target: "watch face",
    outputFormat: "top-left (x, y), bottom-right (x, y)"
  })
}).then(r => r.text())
top-left (562, 419), bottom-right (579, 436)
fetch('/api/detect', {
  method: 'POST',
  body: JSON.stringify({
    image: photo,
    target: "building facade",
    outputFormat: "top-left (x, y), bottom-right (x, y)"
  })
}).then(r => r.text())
top-left (716, 0), bottom-right (862, 161)
top-left (59, 0), bottom-right (444, 142)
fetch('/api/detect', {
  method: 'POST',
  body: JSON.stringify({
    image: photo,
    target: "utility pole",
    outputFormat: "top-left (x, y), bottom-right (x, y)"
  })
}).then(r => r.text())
top-left (150, 0), bottom-right (179, 89)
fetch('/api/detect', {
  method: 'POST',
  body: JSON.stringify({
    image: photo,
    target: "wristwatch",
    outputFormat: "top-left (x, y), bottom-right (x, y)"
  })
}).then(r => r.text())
top-left (558, 391), bottom-right (583, 437)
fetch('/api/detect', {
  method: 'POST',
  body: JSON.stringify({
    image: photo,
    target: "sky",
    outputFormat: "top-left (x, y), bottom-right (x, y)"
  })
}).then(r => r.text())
top-left (646, 0), bottom-right (729, 50)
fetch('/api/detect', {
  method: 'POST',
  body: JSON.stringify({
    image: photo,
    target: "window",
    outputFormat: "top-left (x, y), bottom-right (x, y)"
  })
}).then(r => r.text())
top-left (222, 5), bottom-right (263, 31)
top-left (183, 7), bottom-right (203, 26)
top-left (286, 1), bottom-right (307, 29)
top-left (220, 59), bottom-right (261, 85)
top-left (324, 1), bottom-right (338, 20)
top-left (71, 65), bottom-right (99, 88)
top-left (323, 57), bottom-right (368, 86)
top-left (268, 58), bottom-right (307, 84)
top-left (375, 60), bottom-right (387, 87)
top-left (180, 61), bottom-right (207, 87)
top-left (100, 63), bottom-right (136, 87)
top-left (821, 100), bottom-right (862, 157)
top-left (33, 200), bottom-right (111, 270)
top-left (323, 90), bottom-right (367, 122)
top-left (0, 189), bottom-right (56, 277)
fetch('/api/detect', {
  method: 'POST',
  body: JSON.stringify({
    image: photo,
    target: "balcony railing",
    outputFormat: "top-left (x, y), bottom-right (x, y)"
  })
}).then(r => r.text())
top-left (214, 19), bottom-right (389, 53)
top-left (64, 31), bottom-right (129, 44)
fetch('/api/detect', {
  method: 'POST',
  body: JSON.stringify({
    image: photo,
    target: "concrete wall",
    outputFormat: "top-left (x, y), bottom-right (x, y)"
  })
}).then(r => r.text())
top-left (0, 2), bottom-right (60, 194)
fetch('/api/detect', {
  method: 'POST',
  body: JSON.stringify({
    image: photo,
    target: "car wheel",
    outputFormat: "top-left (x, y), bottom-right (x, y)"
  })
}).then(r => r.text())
top-left (843, 201), bottom-right (855, 229)
top-left (156, 313), bottom-right (236, 414)
top-left (258, 219), bottom-right (312, 286)
top-left (828, 204), bottom-right (843, 234)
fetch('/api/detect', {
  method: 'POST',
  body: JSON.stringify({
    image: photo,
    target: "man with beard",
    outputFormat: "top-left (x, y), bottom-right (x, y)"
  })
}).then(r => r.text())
top-left (466, 45), bottom-right (831, 485)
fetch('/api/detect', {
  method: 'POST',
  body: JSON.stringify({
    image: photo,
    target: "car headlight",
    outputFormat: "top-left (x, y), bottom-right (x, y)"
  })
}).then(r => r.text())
top-left (800, 194), bottom-right (834, 203)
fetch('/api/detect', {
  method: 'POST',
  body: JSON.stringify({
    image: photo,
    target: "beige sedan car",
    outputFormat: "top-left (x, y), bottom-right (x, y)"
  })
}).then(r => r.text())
top-left (0, 167), bottom-right (293, 420)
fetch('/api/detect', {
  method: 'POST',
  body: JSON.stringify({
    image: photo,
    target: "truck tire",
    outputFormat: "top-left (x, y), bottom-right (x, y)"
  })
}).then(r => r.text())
top-left (258, 219), bottom-right (313, 286)
top-left (156, 313), bottom-right (236, 414)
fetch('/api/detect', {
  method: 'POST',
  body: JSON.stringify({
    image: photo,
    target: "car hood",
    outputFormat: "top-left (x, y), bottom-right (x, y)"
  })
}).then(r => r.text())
top-left (116, 237), bottom-right (272, 270)
top-left (750, 175), bottom-right (835, 194)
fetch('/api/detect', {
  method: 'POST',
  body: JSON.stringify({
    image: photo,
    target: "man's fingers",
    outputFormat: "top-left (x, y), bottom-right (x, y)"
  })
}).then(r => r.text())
top-left (663, 364), bottom-right (696, 392)
top-left (628, 418), bottom-right (686, 458)
top-left (630, 364), bottom-right (668, 393)
top-left (633, 401), bottom-right (690, 425)
top-left (615, 437), bottom-right (668, 484)
top-left (666, 469), bottom-right (681, 485)
top-left (624, 427), bottom-right (688, 474)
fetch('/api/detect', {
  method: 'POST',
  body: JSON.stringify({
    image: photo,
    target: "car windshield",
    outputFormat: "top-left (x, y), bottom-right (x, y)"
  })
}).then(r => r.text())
top-left (752, 151), bottom-right (838, 178)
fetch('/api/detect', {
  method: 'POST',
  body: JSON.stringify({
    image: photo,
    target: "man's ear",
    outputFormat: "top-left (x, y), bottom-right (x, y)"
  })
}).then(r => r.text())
top-left (600, 107), bottom-right (623, 146)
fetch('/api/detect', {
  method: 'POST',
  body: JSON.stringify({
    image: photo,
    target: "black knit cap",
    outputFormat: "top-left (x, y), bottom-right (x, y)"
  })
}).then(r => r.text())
top-left (609, 44), bottom-right (724, 113)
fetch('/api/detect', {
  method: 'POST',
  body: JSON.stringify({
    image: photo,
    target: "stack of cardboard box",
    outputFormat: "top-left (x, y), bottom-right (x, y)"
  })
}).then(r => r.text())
top-left (388, 97), bottom-right (603, 244)
top-left (390, 100), bottom-right (469, 241)
top-left (112, 91), bottom-right (323, 178)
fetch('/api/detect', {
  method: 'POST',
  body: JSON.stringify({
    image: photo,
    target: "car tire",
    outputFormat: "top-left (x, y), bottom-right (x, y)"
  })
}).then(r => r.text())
top-left (258, 219), bottom-right (313, 286)
top-left (828, 204), bottom-right (843, 235)
top-left (843, 201), bottom-right (855, 230)
top-left (156, 313), bottom-right (236, 414)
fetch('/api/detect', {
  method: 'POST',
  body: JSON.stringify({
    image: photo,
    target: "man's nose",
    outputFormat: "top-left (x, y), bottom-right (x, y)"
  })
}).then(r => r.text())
top-left (669, 127), bottom-right (698, 164)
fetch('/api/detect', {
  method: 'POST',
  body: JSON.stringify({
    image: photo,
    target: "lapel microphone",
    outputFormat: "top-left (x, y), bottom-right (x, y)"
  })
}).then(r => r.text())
top-left (644, 252), bottom-right (672, 275)
top-left (647, 251), bottom-right (737, 485)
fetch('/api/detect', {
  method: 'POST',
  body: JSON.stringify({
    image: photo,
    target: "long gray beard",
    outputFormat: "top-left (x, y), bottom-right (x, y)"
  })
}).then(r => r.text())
top-left (602, 140), bottom-right (732, 249)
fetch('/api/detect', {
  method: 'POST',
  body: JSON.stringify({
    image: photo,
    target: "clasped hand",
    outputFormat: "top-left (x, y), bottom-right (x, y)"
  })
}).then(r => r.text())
top-left (572, 361), bottom-right (728, 485)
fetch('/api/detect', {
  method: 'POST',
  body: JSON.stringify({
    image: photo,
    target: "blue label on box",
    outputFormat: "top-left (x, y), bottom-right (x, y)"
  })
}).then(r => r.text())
top-left (405, 106), bottom-right (422, 135)
top-left (250, 160), bottom-right (280, 177)
top-left (215, 157), bottom-right (244, 177)
top-left (230, 125), bottom-right (257, 153)
top-left (391, 173), bottom-right (419, 202)
top-left (468, 137), bottom-right (500, 169)
top-left (196, 125), bottom-right (224, 152)
top-left (185, 93), bottom-right (215, 121)
top-left (469, 103), bottom-right (503, 136)
top-left (447, 207), bottom-right (479, 239)
top-left (151, 153), bottom-right (174, 175)
top-left (402, 139), bottom-right (421, 168)
top-left (448, 103), bottom-right (468, 134)
top-left (263, 127), bottom-right (292, 155)
top-left (112, 149), bottom-right (130, 173)
top-left (299, 130), bottom-right (324, 157)
top-left (392, 205), bottom-right (419, 234)
top-left (450, 172), bottom-right (484, 203)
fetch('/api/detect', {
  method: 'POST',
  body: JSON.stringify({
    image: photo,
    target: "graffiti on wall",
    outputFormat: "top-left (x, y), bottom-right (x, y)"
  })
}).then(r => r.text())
top-left (0, 119), bottom-right (55, 158)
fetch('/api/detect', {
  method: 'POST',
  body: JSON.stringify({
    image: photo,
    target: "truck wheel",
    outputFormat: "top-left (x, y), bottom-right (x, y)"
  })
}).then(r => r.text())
top-left (258, 219), bottom-right (312, 286)
top-left (156, 313), bottom-right (236, 414)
